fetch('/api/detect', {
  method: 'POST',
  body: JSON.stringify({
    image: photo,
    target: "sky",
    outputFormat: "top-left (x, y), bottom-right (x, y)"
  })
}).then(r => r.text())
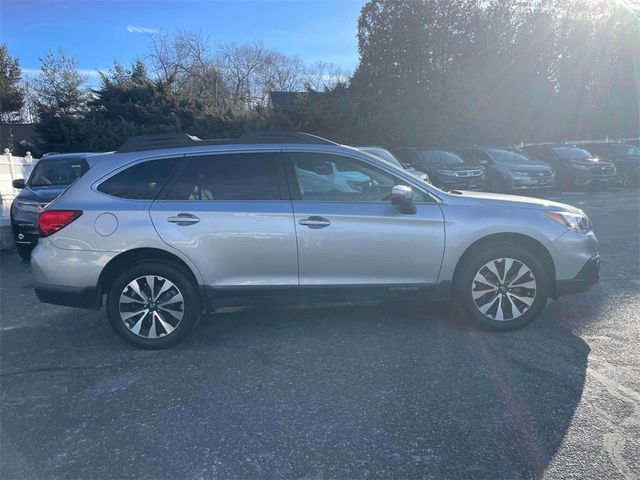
top-left (1, 0), bottom-right (366, 82)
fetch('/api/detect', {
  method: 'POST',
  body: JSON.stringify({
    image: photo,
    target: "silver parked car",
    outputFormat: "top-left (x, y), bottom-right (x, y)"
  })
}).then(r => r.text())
top-left (355, 146), bottom-right (431, 183)
top-left (31, 131), bottom-right (600, 348)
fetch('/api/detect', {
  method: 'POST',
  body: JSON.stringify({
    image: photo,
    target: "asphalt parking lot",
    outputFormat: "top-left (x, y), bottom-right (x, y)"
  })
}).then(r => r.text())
top-left (1, 189), bottom-right (638, 480)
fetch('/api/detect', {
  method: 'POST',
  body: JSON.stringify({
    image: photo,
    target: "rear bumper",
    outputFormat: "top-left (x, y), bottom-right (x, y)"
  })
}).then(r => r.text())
top-left (554, 255), bottom-right (600, 297)
top-left (31, 238), bottom-right (112, 309)
top-left (11, 222), bottom-right (39, 247)
top-left (34, 283), bottom-right (102, 310)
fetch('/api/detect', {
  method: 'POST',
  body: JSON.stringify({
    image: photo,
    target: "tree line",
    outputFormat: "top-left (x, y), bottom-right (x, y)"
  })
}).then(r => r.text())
top-left (1, 0), bottom-right (637, 156)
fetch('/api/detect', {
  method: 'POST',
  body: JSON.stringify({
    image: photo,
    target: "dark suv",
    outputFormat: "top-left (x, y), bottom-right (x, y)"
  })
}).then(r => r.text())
top-left (455, 147), bottom-right (555, 193)
top-left (10, 153), bottom-right (92, 260)
top-left (519, 144), bottom-right (617, 191)
top-left (392, 148), bottom-right (486, 191)
top-left (575, 142), bottom-right (640, 188)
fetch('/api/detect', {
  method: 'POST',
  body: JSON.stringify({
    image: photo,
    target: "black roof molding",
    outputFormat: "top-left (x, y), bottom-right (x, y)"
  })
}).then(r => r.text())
top-left (116, 131), bottom-right (336, 153)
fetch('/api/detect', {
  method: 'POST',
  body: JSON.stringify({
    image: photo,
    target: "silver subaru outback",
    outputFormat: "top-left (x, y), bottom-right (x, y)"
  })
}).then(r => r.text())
top-left (31, 131), bottom-right (600, 348)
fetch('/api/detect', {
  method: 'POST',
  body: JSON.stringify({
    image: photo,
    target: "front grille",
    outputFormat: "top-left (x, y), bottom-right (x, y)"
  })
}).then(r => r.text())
top-left (526, 171), bottom-right (553, 178)
top-left (589, 165), bottom-right (615, 175)
top-left (454, 170), bottom-right (483, 177)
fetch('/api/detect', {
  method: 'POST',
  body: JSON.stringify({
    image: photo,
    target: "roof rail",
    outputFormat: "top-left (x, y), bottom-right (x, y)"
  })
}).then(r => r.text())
top-left (238, 130), bottom-right (337, 145)
top-left (116, 130), bottom-right (336, 153)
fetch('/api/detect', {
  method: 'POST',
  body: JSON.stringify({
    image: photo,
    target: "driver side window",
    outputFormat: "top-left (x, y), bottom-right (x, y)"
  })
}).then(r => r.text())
top-left (287, 152), bottom-right (428, 202)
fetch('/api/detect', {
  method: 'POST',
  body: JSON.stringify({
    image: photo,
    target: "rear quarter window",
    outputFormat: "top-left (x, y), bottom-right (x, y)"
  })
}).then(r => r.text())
top-left (164, 152), bottom-right (282, 201)
top-left (98, 157), bottom-right (180, 199)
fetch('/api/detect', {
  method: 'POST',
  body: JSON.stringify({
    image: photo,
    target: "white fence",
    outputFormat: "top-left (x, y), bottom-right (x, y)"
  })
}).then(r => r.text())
top-left (0, 149), bottom-right (38, 227)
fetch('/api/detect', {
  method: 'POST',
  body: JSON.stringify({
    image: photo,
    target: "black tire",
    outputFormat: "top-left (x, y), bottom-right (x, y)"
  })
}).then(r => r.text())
top-left (621, 170), bottom-right (639, 188)
top-left (619, 171), bottom-right (629, 188)
top-left (489, 176), bottom-right (511, 194)
top-left (454, 244), bottom-right (549, 331)
top-left (559, 174), bottom-right (575, 191)
top-left (106, 261), bottom-right (200, 349)
top-left (15, 243), bottom-right (33, 261)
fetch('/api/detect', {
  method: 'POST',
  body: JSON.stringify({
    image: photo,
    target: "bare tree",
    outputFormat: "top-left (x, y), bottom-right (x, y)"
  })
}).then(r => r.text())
top-left (302, 61), bottom-right (351, 91)
top-left (148, 30), bottom-right (228, 112)
top-left (218, 41), bottom-right (275, 109)
top-left (260, 52), bottom-right (305, 96)
top-left (145, 30), bottom-right (350, 112)
top-left (147, 32), bottom-right (179, 83)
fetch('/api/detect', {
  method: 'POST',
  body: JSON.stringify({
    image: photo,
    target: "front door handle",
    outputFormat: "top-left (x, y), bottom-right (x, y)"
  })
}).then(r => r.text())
top-left (298, 216), bottom-right (331, 229)
top-left (167, 213), bottom-right (200, 226)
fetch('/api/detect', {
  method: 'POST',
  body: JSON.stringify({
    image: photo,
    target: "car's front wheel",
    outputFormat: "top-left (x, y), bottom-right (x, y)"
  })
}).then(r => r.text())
top-left (455, 245), bottom-right (549, 330)
top-left (106, 262), bottom-right (200, 349)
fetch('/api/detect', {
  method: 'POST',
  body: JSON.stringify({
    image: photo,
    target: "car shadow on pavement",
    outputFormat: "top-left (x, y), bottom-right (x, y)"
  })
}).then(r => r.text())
top-left (1, 280), bottom-right (589, 479)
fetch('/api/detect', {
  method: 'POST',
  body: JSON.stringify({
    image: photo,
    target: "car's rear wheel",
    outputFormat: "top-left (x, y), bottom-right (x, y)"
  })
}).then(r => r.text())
top-left (455, 245), bottom-right (549, 330)
top-left (106, 262), bottom-right (200, 349)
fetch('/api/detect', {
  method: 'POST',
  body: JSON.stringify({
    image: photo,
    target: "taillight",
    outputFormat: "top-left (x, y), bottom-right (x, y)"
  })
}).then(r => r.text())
top-left (39, 210), bottom-right (83, 237)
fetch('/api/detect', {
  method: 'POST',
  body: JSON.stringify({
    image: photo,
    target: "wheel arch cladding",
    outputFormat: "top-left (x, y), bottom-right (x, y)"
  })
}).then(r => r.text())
top-left (452, 232), bottom-right (556, 296)
top-left (98, 248), bottom-right (201, 301)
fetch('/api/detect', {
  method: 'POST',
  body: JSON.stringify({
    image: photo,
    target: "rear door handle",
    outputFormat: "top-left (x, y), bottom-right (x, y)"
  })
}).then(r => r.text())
top-left (298, 216), bottom-right (331, 229)
top-left (167, 213), bottom-right (200, 226)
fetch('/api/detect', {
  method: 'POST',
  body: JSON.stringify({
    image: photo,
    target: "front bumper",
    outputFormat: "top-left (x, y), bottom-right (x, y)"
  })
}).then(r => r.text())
top-left (554, 255), bottom-right (600, 297)
top-left (574, 172), bottom-right (617, 187)
top-left (510, 176), bottom-right (555, 190)
top-left (437, 179), bottom-right (486, 191)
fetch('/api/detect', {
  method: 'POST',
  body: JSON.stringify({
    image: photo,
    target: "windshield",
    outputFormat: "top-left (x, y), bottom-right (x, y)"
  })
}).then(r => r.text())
top-left (418, 150), bottom-right (465, 167)
top-left (488, 149), bottom-right (533, 164)
top-left (552, 147), bottom-right (593, 161)
top-left (29, 157), bottom-right (89, 187)
top-left (359, 148), bottom-right (404, 169)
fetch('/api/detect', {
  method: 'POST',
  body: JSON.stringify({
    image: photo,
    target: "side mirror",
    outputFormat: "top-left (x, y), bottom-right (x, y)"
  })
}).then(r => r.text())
top-left (390, 185), bottom-right (416, 214)
top-left (12, 179), bottom-right (26, 189)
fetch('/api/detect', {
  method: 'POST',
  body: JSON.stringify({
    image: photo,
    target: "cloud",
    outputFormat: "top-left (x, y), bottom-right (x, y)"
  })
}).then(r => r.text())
top-left (22, 68), bottom-right (102, 78)
top-left (126, 25), bottom-right (158, 34)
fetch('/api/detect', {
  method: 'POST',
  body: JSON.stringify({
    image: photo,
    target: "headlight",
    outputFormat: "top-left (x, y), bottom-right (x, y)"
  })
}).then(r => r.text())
top-left (13, 200), bottom-right (44, 213)
top-left (546, 211), bottom-right (592, 233)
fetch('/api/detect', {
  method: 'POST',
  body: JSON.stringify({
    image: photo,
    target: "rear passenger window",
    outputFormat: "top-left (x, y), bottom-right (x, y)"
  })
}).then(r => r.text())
top-left (165, 152), bottom-right (281, 201)
top-left (98, 157), bottom-right (179, 199)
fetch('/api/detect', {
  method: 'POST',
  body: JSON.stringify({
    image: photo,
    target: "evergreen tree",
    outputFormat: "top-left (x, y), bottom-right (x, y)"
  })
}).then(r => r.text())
top-left (0, 44), bottom-right (25, 122)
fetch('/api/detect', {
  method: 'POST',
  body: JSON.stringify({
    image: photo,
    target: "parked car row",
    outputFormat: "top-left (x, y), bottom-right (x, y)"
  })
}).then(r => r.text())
top-left (9, 137), bottom-right (639, 262)
top-left (357, 139), bottom-right (640, 193)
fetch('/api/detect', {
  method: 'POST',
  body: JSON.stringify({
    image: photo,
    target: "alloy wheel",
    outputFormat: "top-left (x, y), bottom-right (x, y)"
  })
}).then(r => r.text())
top-left (118, 275), bottom-right (184, 338)
top-left (471, 257), bottom-right (537, 321)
